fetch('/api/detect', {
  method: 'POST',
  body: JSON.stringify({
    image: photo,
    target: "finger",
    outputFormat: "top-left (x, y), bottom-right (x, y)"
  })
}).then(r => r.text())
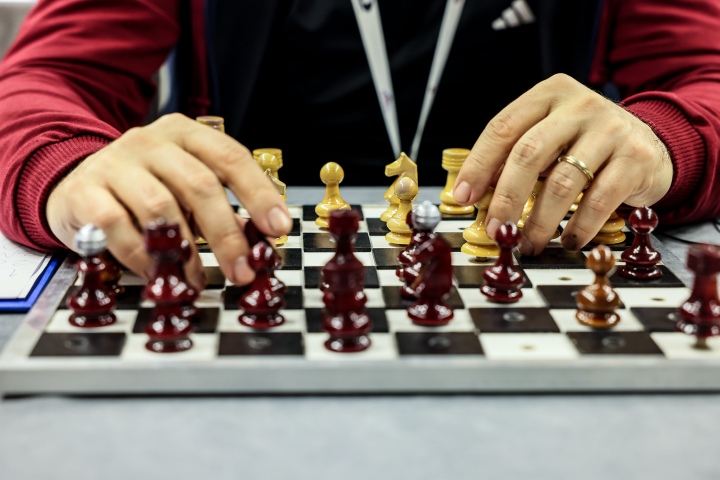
top-left (520, 135), bottom-right (613, 255)
top-left (104, 167), bottom-right (205, 289)
top-left (148, 114), bottom-right (292, 238)
top-left (144, 143), bottom-right (254, 286)
top-left (562, 160), bottom-right (637, 250)
top-left (485, 112), bottom-right (579, 239)
top-left (68, 185), bottom-right (152, 279)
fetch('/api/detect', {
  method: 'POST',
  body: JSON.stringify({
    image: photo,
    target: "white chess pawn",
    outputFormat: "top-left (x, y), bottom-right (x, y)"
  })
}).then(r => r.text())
top-left (315, 162), bottom-right (350, 228)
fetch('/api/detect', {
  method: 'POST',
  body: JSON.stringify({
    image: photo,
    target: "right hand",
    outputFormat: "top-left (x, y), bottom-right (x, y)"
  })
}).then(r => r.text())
top-left (46, 113), bottom-right (292, 288)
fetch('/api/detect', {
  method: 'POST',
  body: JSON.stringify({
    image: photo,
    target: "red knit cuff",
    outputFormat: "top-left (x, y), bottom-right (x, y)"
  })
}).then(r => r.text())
top-left (16, 136), bottom-right (112, 250)
top-left (621, 99), bottom-right (706, 213)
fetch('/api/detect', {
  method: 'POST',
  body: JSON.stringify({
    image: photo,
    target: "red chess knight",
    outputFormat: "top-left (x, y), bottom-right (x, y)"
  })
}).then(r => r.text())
top-left (406, 202), bottom-right (454, 326)
top-left (396, 208), bottom-right (434, 299)
top-left (321, 209), bottom-right (372, 352)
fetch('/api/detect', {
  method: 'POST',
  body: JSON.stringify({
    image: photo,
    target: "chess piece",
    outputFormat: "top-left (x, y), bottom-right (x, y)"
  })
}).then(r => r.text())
top-left (315, 162), bottom-right (351, 228)
top-left (481, 222), bottom-right (524, 303)
top-left (385, 176), bottom-right (418, 245)
top-left (381, 152), bottom-right (418, 222)
top-left (99, 250), bottom-right (124, 296)
top-left (257, 151), bottom-right (284, 184)
top-left (676, 244), bottom-right (720, 350)
top-left (322, 209), bottom-right (372, 352)
top-left (253, 147), bottom-right (283, 178)
top-left (439, 148), bottom-right (474, 215)
top-left (576, 244), bottom-right (621, 328)
top-left (397, 202), bottom-right (437, 299)
top-left (196, 115), bottom-right (225, 133)
top-left (592, 211), bottom-right (626, 244)
top-left (569, 192), bottom-right (583, 213)
top-left (143, 219), bottom-right (196, 353)
top-left (618, 206), bottom-right (662, 279)
top-left (407, 204), bottom-right (454, 326)
top-left (461, 188), bottom-right (500, 257)
top-left (67, 224), bottom-right (117, 328)
top-left (517, 180), bottom-right (542, 229)
top-left (239, 220), bottom-right (286, 328)
top-left (261, 156), bottom-right (289, 245)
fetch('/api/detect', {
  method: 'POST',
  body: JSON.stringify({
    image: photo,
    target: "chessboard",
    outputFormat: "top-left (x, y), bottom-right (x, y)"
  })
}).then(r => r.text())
top-left (0, 204), bottom-right (716, 395)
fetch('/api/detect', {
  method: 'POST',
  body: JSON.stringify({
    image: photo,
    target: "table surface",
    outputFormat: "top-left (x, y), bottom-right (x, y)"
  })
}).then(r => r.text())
top-left (1, 187), bottom-right (719, 480)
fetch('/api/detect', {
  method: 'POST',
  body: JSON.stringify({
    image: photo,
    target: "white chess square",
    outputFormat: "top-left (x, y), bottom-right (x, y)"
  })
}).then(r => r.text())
top-left (451, 251), bottom-right (498, 266)
top-left (45, 309), bottom-right (136, 333)
top-left (218, 309), bottom-right (306, 333)
top-left (195, 289), bottom-right (223, 307)
top-left (121, 333), bottom-right (218, 361)
top-left (377, 269), bottom-right (404, 287)
top-left (650, 332), bottom-right (720, 359)
top-left (301, 220), bottom-right (368, 234)
top-left (275, 269), bottom-right (304, 286)
top-left (457, 287), bottom-right (546, 308)
top-left (304, 333), bottom-right (398, 360)
top-left (386, 309), bottom-right (475, 332)
top-left (615, 287), bottom-right (691, 308)
top-left (277, 235), bottom-right (302, 249)
top-left (549, 308), bottom-right (644, 332)
top-left (303, 251), bottom-right (374, 267)
top-left (525, 269), bottom-right (595, 287)
top-left (361, 205), bottom-right (391, 218)
top-left (302, 288), bottom-right (385, 308)
top-left (199, 252), bottom-right (219, 267)
top-left (480, 333), bottom-right (580, 360)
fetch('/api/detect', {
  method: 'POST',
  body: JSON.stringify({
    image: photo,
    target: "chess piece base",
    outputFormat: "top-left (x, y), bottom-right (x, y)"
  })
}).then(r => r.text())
top-left (676, 318), bottom-right (720, 339)
top-left (239, 312), bottom-right (285, 329)
top-left (146, 337), bottom-right (193, 353)
top-left (385, 232), bottom-right (412, 245)
top-left (480, 284), bottom-right (523, 303)
top-left (439, 203), bottom-right (474, 215)
top-left (325, 335), bottom-right (371, 353)
top-left (618, 264), bottom-right (662, 280)
top-left (275, 234), bottom-right (288, 246)
top-left (315, 217), bottom-right (329, 229)
top-left (461, 242), bottom-right (500, 257)
top-left (408, 301), bottom-right (454, 326)
top-left (592, 231), bottom-right (626, 244)
top-left (575, 311), bottom-right (621, 329)
top-left (69, 312), bottom-right (116, 328)
top-left (400, 285), bottom-right (417, 299)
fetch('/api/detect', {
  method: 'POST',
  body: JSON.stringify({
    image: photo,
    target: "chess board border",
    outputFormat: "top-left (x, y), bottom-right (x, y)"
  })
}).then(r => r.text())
top-left (1, 205), bottom-right (714, 395)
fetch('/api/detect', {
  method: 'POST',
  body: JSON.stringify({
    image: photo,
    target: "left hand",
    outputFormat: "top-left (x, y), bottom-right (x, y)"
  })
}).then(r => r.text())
top-left (453, 74), bottom-right (673, 255)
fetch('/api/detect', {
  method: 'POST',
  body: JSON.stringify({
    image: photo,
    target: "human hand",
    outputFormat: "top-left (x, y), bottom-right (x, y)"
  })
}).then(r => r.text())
top-left (46, 113), bottom-right (292, 287)
top-left (453, 74), bottom-right (673, 255)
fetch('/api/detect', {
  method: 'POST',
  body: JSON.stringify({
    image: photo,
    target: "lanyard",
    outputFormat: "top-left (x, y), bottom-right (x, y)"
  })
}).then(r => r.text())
top-left (351, 0), bottom-right (465, 161)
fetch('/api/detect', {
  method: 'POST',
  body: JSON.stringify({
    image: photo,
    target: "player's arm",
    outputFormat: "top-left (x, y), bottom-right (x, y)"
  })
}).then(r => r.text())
top-left (453, 0), bottom-right (720, 256)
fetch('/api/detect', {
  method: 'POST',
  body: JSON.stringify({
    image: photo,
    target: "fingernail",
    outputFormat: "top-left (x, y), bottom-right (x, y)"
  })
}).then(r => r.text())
top-left (268, 206), bottom-right (292, 235)
top-left (453, 181), bottom-right (471, 205)
top-left (234, 256), bottom-right (255, 285)
top-left (486, 218), bottom-right (501, 240)
top-left (561, 236), bottom-right (577, 251)
top-left (519, 239), bottom-right (534, 256)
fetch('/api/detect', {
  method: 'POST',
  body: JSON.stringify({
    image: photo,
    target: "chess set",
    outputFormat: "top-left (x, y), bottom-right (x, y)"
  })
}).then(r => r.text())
top-left (1, 125), bottom-right (719, 395)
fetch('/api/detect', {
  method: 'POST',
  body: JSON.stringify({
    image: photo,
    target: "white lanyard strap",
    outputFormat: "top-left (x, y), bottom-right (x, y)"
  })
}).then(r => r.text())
top-left (351, 0), bottom-right (465, 161)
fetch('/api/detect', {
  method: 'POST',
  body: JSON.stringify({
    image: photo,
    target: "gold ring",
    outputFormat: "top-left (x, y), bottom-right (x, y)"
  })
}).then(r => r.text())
top-left (557, 155), bottom-right (594, 186)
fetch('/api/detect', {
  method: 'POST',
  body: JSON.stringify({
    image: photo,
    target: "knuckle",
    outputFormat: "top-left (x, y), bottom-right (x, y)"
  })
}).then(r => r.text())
top-left (548, 73), bottom-right (574, 89)
top-left (581, 192), bottom-right (615, 216)
top-left (545, 169), bottom-right (579, 200)
top-left (509, 135), bottom-right (544, 169)
top-left (524, 214), bottom-right (556, 239)
top-left (187, 172), bottom-right (223, 198)
top-left (143, 192), bottom-right (177, 218)
top-left (155, 112), bottom-right (188, 128)
top-left (214, 142), bottom-right (249, 171)
top-left (91, 205), bottom-right (129, 232)
top-left (484, 112), bottom-right (515, 143)
top-left (491, 188), bottom-right (524, 214)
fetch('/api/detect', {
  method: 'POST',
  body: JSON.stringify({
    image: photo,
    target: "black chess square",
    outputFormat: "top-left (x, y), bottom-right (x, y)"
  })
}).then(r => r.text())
top-left (470, 307), bottom-right (560, 333)
top-left (224, 286), bottom-right (303, 310)
top-left (567, 331), bottom-right (663, 355)
top-left (303, 205), bottom-right (363, 221)
top-left (515, 249), bottom-right (587, 268)
top-left (583, 231), bottom-right (636, 251)
top-left (133, 307), bottom-right (219, 333)
top-left (30, 332), bottom-right (126, 357)
top-left (291, 218), bottom-right (301, 236)
top-left (631, 307), bottom-right (681, 332)
top-left (537, 285), bottom-right (626, 310)
top-left (437, 232), bottom-right (466, 251)
top-left (396, 332), bottom-right (484, 355)
top-left (304, 267), bottom-right (379, 289)
top-left (373, 248), bottom-right (404, 269)
top-left (366, 218), bottom-right (389, 236)
top-left (302, 232), bottom-right (371, 252)
top-left (304, 308), bottom-right (389, 333)
top-left (59, 285), bottom-right (143, 310)
top-left (453, 265), bottom-right (532, 289)
top-left (204, 266), bottom-right (226, 289)
top-left (382, 286), bottom-right (464, 309)
top-left (218, 332), bottom-right (304, 356)
top-left (609, 265), bottom-right (684, 288)
top-left (277, 249), bottom-right (302, 270)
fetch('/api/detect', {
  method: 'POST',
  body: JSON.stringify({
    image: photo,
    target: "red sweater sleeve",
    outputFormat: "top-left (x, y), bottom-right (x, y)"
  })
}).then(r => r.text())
top-left (0, 0), bottom-right (180, 250)
top-left (591, 0), bottom-right (720, 225)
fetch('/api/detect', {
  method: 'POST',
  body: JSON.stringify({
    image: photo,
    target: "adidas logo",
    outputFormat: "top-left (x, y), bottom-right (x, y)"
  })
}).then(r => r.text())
top-left (491, 0), bottom-right (536, 31)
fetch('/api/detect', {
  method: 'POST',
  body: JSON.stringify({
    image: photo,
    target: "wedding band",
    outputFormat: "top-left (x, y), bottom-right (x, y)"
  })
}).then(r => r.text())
top-left (557, 155), bottom-right (594, 185)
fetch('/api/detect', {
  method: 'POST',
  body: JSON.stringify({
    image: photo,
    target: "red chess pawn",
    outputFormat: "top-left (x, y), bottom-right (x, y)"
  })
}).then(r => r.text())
top-left (67, 225), bottom-right (117, 328)
top-left (676, 244), bottom-right (720, 349)
top-left (619, 206), bottom-right (662, 279)
top-left (99, 251), bottom-right (124, 297)
top-left (239, 220), bottom-right (286, 329)
top-left (322, 209), bottom-right (372, 352)
top-left (397, 207), bottom-right (434, 299)
top-left (143, 219), bottom-right (196, 353)
top-left (481, 222), bottom-right (524, 303)
top-left (407, 203), bottom-right (454, 326)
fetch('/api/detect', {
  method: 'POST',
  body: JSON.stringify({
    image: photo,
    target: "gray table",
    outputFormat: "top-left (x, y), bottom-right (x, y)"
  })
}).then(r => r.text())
top-left (1, 187), bottom-right (719, 480)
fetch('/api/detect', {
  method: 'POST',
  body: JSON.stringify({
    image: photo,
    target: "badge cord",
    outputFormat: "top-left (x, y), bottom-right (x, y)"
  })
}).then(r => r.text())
top-left (351, 0), bottom-right (466, 161)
